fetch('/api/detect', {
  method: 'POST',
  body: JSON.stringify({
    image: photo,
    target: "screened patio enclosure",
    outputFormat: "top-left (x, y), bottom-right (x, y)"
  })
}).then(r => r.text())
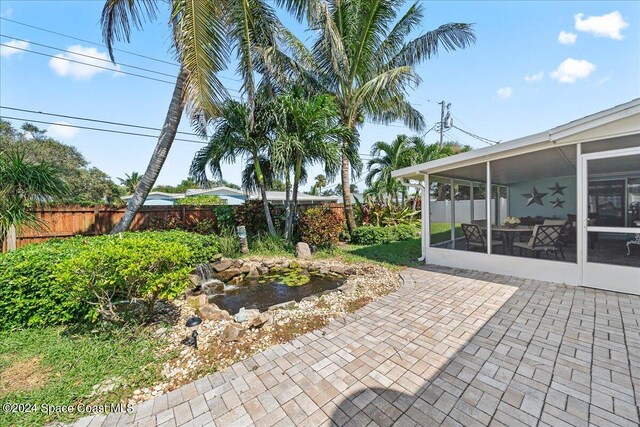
top-left (393, 99), bottom-right (640, 295)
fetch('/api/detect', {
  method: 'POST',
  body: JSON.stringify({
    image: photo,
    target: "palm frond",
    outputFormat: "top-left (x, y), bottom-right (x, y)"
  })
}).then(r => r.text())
top-left (101, 0), bottom-right (159, 61)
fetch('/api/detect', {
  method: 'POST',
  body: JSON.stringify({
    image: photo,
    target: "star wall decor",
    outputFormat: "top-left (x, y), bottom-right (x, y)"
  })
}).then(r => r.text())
top-left (551, 197), bottom-right (565, 209)
top-left (548, 181), bottom-right (567, 196)
top-left (521, 186), bottom-right (547, 207)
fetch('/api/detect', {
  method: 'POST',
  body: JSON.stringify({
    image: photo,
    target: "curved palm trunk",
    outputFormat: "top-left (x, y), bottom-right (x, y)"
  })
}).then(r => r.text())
top-left (111, 68), bottom-right (187, 234)
top-left (253, 154), bottom-right (276, 236)
top-left (341, 151), bottom-right (356, 233)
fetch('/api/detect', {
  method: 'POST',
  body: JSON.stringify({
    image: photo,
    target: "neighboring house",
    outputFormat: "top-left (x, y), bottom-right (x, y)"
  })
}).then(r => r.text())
top-left (121, 192), bottom-right (184, 206)
top-left (392, 98), bottom-right (640, 295)
top-left (123, 186), bottom-right (340, 206)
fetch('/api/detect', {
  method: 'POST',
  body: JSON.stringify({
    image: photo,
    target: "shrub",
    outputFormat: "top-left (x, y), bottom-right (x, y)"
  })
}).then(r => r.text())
top-left (213, 205), bottom-right (236, 229)
top-left (234, 200), bottom-right (283, 236)
top-left (351, 226), bottom-right (392, 245)
top-left (299, 206), bottom-right (344, 248)
top-left (0, 231), bottom-right (220, 329)
top-left (175, 194), bottom-right (225, 205)
top-left (390, 223), bottom-right (419, 241)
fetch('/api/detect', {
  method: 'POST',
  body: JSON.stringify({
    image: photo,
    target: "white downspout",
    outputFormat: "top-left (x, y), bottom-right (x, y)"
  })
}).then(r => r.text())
top-left (400, 178), bottom-right (427, 261)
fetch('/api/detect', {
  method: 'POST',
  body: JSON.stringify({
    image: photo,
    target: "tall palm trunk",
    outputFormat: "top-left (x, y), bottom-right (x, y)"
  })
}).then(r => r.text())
top-left (288, 158), bottom-right (302, 239)
top-left (253, 154), bottom-right (276, 235)
top-left (284, 170), bottom-right (292, 240)
top-left (111, 68), bottom-right (187, 234)
top-left (341, 150), bottom-right (356, 233)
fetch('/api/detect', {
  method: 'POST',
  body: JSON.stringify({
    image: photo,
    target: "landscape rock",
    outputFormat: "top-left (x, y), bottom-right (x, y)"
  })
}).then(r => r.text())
top-left (201, 280), bottom-right (224, 295)
top-left (212, 259), bottom-right (233, 272)
top-left (188, 274), bottom-right (201, 287)
top-left (248, 313), bottom-right (269, 329)
top-left (154, 327), bottom-right (167, 337)
top-left (268, 301), bottom-right (297, 311)
top-left (330, 265), bottom-right (346, 275)
top-left (257, 266), bottom-right (269, 275)
top-left (319, 266), bottom-right (330, 275)
top-left (247, 266), bottom-right (260, 279)
top-left (216, 268), bottom-right (242, 281)
top-left (234, 307), bottom-right (261, 323)
top-left (295, 242), bottom-right (311, 259)
top-left (197, 304), bottom-right (233, 322)
top-left (338, 282), bottom-right (357, 293)
top-left (187, 294), bottom-right (208, 309)
top-left (220, 323), bottom-right (245, 342)
top-left (240, 264), bottom-right (251, 274)
top-left (233, 259), bottom-right (244, 268)
top-left (211, 253), bottom-right (223, 262)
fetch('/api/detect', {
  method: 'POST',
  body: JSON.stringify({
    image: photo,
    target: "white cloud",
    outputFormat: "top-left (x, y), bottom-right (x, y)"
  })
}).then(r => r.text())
top-left (558, 31), bottom-right (577, 45)
top-left (0, 7), bottom-right (13, 18)
top-left (524, 72), bottom-right (544, 83)
top-left (0, 39), bottom-right (29, 57)
top-left (47, 122), bottom-right (79, 139)
top-left (497, 87), bottom-right (512, 99)
top-left (550, 58), bottom-right (596, 83)
top-left (574, 11), bottom-right (629, 40)
top-left (48, 45), bottom-right (120, 80)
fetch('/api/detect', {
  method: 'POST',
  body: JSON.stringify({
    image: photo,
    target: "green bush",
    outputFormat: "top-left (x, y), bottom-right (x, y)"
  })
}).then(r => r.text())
top-left (0, 231), bottom-right (220, 329)
top-left (299, 206), bottom-right (344, 248)
top-left (351, 226), bottom-right (392, 245)
top-left (234, 200), bottom-right (283, 236)
top-left (390, 223), bottom-right (419, 241)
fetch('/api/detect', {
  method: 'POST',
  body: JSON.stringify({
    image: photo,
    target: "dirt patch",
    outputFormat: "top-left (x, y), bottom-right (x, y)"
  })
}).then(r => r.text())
top-left (0, 355), bottom-right (51, 397)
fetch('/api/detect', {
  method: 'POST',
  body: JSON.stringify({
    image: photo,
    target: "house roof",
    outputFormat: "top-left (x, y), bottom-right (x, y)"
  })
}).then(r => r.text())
top-left (251, 192), bottom-right (340, 202)
top-left (392, 98), bottom-right (640, 180)
top-left (121, 191), bottom-right (184, 201)
top-left (185, 186), bottom-right (246, 196)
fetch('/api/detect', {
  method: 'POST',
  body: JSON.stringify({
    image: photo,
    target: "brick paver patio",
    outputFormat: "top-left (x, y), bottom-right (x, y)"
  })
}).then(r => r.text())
top-left (70, 266), bottom-right (640, 427)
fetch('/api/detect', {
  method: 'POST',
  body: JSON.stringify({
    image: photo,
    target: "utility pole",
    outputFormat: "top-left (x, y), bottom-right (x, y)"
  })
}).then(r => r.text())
top-left (438, 100), bottom-right (445, 148)
top-left (438, 101), bottom-right (452, 148)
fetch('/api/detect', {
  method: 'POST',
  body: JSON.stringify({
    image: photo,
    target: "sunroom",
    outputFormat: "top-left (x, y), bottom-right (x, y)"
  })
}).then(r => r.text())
top-left (392, 99), bottom-right (640, 295)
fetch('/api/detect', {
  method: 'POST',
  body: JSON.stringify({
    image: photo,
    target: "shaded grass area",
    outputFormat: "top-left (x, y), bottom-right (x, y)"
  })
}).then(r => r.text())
top-left (0, 327), bottom-right (170, 427)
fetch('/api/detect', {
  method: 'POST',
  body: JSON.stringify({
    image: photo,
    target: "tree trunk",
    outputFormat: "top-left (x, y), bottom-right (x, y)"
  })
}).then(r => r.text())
top-left (412, 189), bottom-right (419, 210)
top-left (284, 170), bottom-right (292, 240)
top-left (253, 153), bottom-right (276, 236)
top-left (289, 158), bottom-right (302, 239)
top-left (341, 151), bottom-right (356, 233)
top-left (111, 68), bottom-right (188, 233)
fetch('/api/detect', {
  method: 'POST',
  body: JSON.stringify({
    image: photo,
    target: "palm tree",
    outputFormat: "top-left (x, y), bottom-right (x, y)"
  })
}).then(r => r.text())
top-left (314, 174), bottom-right (327, 194)
top-left (118, 171), bottom-right (143, 194)
top-left (366, 135), bottom-right (417, 205)
top-left (190, 99), bottom-right (278, 235)
top-left (0, 151), bottom-right (68, 251)
top-left (271, 90), bottom-right (352, 239)
top-left (276, 0), bottom-right (475, 233)
top-left (102, 0), bottom-right (290, 233)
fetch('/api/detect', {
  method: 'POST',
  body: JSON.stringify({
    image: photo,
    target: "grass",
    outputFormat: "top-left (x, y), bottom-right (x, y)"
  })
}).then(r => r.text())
top-left (315, 223), bottom-right (462, 270)
top-left (0, 326), bottom-right (170, 427)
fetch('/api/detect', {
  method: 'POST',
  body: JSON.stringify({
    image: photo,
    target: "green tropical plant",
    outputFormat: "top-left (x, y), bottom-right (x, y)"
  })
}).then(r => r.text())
top-left (0, 151), bottom-right (68, 251)
top-left (190, 99), bottom-right (278, 234)
top-left (366, 134), bottom-right (418, 205)
top-left (277, 0), bottom-right (475, 233)
top-left (271, 89), bottom-right (353, 238)
top-left (118, 171), bottom-right (143, 194)
top-left (175, 194), bottom-right (226, 205)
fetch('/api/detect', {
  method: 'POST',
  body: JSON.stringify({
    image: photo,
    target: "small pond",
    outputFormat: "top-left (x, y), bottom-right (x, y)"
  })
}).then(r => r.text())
top-left (209, 269), bottom-right (346, 315)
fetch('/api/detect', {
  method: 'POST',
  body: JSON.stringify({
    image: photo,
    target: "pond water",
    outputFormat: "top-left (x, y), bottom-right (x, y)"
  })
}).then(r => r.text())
top-left (209, 274), bottom-right (345, 315)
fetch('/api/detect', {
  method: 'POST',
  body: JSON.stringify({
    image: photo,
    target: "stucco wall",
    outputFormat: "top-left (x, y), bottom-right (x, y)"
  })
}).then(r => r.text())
top-left (508, 175), bottom-right (576, 219)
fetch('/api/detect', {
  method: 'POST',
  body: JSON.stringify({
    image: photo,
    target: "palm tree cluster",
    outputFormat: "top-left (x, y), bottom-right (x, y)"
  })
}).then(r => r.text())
top-left (365, 135), bottom-right (471, 205)
top-left (101, 0), bottom-right (475, 235)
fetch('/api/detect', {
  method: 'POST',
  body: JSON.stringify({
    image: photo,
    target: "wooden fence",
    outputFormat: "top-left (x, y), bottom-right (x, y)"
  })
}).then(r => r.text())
top-left (2, 203), bottom-right (346, 251)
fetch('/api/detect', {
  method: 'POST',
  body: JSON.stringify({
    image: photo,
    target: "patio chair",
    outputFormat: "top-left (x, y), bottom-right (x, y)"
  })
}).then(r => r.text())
top-left (513, 224), bottom-right (565, 259)
top-left (462, 224), bottom-right (503, 253)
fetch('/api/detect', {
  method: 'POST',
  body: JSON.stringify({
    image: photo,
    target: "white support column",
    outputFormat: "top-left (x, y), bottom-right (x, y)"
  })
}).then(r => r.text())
top-left (486, 162), bottom-right (492, 254)
top-left (470, 181), bottom-right (475, 222)
top-left (424, 174), bottom-right (430, 264)
top-left (450, 178), bottom-right (456, 249)
top-left (576, 143), bottom-right (583, 282)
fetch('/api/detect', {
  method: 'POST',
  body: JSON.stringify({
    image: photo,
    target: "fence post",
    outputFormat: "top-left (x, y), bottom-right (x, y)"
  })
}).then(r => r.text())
top-left (6, 225), bottom-right (17, 251)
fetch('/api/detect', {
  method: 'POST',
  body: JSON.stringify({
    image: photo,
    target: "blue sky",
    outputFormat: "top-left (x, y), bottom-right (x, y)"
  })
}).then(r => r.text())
top-left (1, 1), bottom-right (638, 192)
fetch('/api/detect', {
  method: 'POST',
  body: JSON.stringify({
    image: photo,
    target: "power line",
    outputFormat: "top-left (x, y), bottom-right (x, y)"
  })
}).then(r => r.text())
top-left (0, 106), bottom-right (204, 137)
top-left (0, 115), bottom-right (209, 144)
top-left (1, 34), bottom-right (178, 79)
top-left (0, 43), bottom-right (177, 85)
top-left (452, 125), bottom-right (500, 145)
top-left (0, 18), bottom-right (242, 82)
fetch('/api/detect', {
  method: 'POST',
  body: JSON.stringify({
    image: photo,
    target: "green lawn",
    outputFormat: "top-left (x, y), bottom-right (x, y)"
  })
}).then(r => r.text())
top-left (0, 326), bottom-right (170, 427)
top-left (317, 223), bottom-right (462, 269)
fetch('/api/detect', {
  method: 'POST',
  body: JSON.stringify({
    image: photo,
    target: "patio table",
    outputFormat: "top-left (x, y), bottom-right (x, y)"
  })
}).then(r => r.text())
top-left (483, 225), bottom-right (534, 255)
